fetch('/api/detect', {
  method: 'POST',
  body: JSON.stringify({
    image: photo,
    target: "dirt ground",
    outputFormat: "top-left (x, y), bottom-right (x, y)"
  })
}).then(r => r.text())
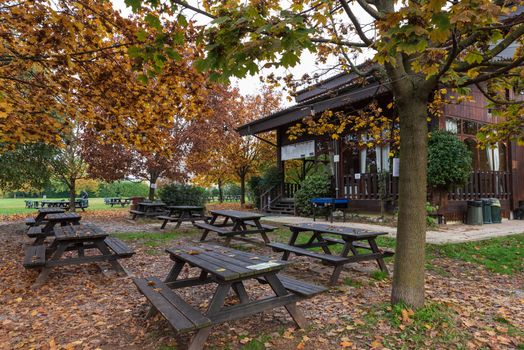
top-left (0, 212), bottom-right (522, 350)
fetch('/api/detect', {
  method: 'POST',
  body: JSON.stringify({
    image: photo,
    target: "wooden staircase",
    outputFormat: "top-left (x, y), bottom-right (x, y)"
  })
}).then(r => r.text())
top-left (266, 198), bottom-right (295, 215)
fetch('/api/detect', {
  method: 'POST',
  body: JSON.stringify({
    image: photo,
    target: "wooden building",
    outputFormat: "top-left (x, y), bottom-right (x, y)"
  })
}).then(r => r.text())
top-left (238, 72), bottom-right (524, 221)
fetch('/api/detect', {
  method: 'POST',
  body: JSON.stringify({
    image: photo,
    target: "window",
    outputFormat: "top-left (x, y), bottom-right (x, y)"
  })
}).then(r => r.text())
top-left (463, 120), bottom-right (478, 135)
top-left (445, 118), bottom-right (458, 133)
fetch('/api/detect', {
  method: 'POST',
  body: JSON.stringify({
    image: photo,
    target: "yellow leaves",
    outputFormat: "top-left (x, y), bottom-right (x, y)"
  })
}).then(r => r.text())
top-left (340, 339), bottom-right (353, 347)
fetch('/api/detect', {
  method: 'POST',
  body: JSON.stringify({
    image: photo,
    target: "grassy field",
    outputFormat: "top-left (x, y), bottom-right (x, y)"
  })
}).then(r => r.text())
top-left (0, 197), bottom-right (128, 215)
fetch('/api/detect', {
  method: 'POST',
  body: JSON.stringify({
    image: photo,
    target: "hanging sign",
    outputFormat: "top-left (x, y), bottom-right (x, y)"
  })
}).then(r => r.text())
top-left (392, 158), bottom-right (400, 177)
top-left (281, 140), bottom-right (315, 161)
top-left (150, 183), bottom-right (157, 189)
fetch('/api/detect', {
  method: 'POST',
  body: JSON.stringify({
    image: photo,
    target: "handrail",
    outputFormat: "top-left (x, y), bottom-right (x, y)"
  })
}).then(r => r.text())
top-left (259, 185), bottom-right (283, 211)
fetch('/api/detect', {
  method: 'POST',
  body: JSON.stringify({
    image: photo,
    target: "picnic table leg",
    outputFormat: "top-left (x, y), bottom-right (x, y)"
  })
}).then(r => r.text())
top-left (93, 239), bottom-right (126, 275)
top-left (188, 282), bottom-right (231, 350)
top-left (265, 274), bottom-right (308, 328)
top-left (33, 242), bottom-right (68, 288)
top-left (232, 282), bottom-right (250, 303)
top-left (368, 239), bottom-right (389, 274)
top-left (160, 219), bottom-right (169, 229)
top-left (282, 230), bottom-right (300, 260)
top-left (328, 240), bottom-right (355, 286)
top-left (252, 219), bottom-right (271, 244)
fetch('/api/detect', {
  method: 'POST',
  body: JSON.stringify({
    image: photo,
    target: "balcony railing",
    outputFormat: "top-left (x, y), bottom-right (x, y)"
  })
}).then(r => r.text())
top-left (342, 171), bottom-right (511, 201)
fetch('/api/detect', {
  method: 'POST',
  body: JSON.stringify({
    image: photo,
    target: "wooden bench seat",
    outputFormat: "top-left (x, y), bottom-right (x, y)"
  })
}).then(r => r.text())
top-left (133, 277), bottom-right (211, 333)
top-left (23, 245), bottom-right (46, 268)
top-left (25, 218), bottom-right (36, 226)
top-left (268, 242), bottom-right (350, 265)
top-left (105, 237), bottom-right (135, 257)
top-left (27, 226), bottom-right (43, 238)
top-left (322, 237), bottom-right (395, 257)
top-left (257, 275), bottom-right (326, 297)
top-left (157, 215), bottom-right (176, 221)
top-left (244, 221), bottom-right (278, 231)
top-left (194, 222), bottom-right (231, 235)
top-left (129, 210), bottom-right (145, 219)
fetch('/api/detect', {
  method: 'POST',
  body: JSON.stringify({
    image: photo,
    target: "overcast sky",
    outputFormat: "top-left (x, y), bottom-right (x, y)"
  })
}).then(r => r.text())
top-left (111, 0), bottom-right (373, 105)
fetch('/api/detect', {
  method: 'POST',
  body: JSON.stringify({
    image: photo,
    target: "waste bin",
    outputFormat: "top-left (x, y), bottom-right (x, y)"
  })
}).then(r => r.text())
top-left (490, 198), bottom-right (502, 223)
top-left (481, 198), bottom-right (492, 224)
top-left (466, 200), bottom-right (483, 225)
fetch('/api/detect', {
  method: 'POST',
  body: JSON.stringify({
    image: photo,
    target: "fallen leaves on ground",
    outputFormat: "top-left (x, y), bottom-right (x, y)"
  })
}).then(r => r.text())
top-left (0, 218), bottom-right (522, 349)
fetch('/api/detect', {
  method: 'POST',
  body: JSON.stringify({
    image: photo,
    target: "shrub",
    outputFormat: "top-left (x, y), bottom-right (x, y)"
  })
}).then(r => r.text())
top-left (158, 183), bottom-right (207, 206)
top-left (428, 131), bottom-right (472, 191)
top-left (294, 172), bottom-right (332, 216)
top-left (248, 166), bottom-right (282, 208)
top-left (97, 181), bottom-right (149, 198)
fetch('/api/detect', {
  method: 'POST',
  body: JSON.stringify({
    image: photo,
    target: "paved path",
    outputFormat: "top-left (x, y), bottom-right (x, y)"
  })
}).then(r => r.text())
top-left (262, 215), bottom-right (524, 244)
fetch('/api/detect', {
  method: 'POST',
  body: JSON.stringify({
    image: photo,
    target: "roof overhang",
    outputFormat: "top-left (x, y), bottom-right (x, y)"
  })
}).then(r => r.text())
top-left (237, 82), bottom-right (389, 136)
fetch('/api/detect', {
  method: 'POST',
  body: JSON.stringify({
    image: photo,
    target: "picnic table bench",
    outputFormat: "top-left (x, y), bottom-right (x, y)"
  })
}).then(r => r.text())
top-left (27, 212), bottom-right (82, 245)
top-left (23, 224), bottom-right (134, 287)
top-left (133, 245), bottom-right (325, 350)
top-left (130, 201), bottom-right (167, 219)
top-left (25, 207), bottom-right (65, 227)
top-left (157, 205), bottom-right (208, 229)
top-left (268, 222), bottom-right (394, 285)
top-left (195, 210), bottom-right (276, 245)
top-left (40, 199), bottom-right (89, 211)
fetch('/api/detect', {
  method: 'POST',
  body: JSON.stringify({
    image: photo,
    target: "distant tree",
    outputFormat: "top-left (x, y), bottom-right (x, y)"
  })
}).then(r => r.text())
top-left (0, 143), bottom-right (56, 193)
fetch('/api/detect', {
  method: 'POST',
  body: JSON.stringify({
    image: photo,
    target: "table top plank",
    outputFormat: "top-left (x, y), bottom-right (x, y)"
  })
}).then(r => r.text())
top-left (167, 205), bottom-right (205, 210)
top-left (210, 210), bottom-right (265, 220)
top-left (46, 212), bottom-right (82, 221)
top-left (166, 245), bottom-right (288, 281)
top-left (284, 222), bottom-right (388, 239)
top-left (37, 208), bottom-right (65, 215)
top-left (53, 224), bottom-right (107, 241)
top-left (139, 202), bottom-right (166, 207)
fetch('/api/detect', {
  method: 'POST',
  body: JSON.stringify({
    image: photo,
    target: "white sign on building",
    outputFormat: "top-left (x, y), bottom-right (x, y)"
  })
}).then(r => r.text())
top-left (281, 140), bottom-right (315, 161)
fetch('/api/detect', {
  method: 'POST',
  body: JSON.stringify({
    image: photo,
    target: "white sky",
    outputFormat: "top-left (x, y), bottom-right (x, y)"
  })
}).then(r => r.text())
top-left (111, 0), bottom-right (373, 105)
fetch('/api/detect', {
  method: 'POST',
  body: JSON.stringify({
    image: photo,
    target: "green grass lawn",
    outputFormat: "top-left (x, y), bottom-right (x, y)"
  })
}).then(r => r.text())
top-left (0, 197), bottom-right (127, 215)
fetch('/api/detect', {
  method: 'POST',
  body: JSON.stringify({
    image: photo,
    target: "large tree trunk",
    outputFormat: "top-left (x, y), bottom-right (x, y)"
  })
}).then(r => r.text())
top-left (240, 174), bottom-right (246, 207)
top-left (68, 177), bottom-right (76, 212)
top-left (391, 89), bottom-right (431, 308)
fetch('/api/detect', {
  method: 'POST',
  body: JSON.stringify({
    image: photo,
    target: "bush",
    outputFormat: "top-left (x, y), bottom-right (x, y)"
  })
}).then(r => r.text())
top-left (428, 131), bottom-right (472, 191)
top-left (158, 183), bottom-right (207, 206)
top-left (97, 181), bottom-right (149, 198)
top-left (294, 172), bottom-right (332, 216)
top-left (248, 166), bottom-right (282, 208)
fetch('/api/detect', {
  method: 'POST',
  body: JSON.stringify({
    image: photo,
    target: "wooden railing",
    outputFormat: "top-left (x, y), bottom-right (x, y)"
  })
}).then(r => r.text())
top-left (343, 173), bottom-right (399, 200)
top-left (447, 171), bottom-right (511, 200)
top-left (283, 182), bottom-right (301, 198)
top-left (260, 185), bottom-right (282, 211)
top-left (343, 170), bottom-right (511, 201)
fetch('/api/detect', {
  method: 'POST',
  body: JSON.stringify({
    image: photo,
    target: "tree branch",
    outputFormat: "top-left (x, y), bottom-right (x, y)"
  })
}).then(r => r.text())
top-left (310, 37), bottom-right (368, 47)
top-left (171, 0), bottom-right (216, 19)
top-left (459, 55), bottom-right (524, 87)
top-left (338, 0), bottom-right (374, 46)
top-left (355, 0), bottom-right (384, 19)
top-left (475, 82), bottom-right (524, 106)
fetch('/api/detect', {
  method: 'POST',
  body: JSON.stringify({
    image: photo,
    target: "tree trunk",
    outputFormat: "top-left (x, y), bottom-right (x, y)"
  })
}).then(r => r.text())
top-left (218, 180), bottom-right (224, 203)
top-left (240, 174), bottom-right (246, 207)
top-left (69, 177), bottom-right (76, 212)
top-left (149, 175), bottom-right (158, 200)
top-left (391, 92), bottom-right (430, 308)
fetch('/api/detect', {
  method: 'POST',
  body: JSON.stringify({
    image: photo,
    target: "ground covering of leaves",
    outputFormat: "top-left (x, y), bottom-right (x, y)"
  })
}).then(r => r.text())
top-left (0, 213), bottom-right (522, 350)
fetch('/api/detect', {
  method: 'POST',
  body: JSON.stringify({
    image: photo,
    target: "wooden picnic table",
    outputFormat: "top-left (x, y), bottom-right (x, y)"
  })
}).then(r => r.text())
top-left (130, 201), bottom-right (167, 219)
top-left (195, 210), bottom-right (276, 245)
top-left (106, 197), bottom-right (132, 207)
top-left (133, 244), bottom-right (326, 350)
top-left (27, 212), bottom-right (82, 245)
top-left (40, 199), bottom-right (88, 211)
top-left (268, 222), bottom-right (394, 285)
top-left (157, 206), bottom-right (208, 229)
top-left (23, 224), bottom-right (134, 287)
top-left (25, 207), bottom-right (65, 227)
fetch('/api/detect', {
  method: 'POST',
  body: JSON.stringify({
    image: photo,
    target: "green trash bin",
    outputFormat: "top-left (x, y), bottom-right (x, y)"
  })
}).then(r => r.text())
top-left (490, 198), bottom-right (502, 223)
top-left (481, 198), bottom-right (492, 224)
top-left (466, 200), bottom-right (483, 225)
